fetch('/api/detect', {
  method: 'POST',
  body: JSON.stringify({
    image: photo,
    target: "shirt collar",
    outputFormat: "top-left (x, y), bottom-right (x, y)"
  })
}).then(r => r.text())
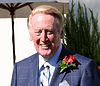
top-left (39, 44), bottom-right (62, 70)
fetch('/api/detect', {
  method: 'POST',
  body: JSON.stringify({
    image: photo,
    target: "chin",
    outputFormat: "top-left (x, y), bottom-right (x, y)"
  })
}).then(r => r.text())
top-left (39, 50), bottom-right (53, 58)
top-left (41, 53), bottom-right (51, 57)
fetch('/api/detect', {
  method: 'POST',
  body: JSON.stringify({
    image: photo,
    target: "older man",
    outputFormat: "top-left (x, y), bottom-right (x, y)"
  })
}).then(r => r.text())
top-left (11, 5), bottom-right (100, 86)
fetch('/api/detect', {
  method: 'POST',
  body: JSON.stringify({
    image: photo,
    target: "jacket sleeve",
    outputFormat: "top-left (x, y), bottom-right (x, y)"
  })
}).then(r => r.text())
top-left (11, 64), bottom-right (17, 86)
top-left (80, 60), bottom-right (100, 86)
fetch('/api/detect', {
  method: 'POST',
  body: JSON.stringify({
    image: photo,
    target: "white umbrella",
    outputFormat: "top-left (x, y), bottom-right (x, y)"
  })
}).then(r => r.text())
top-left (0, 0), bottom-right (68, 3)
top-left (0, 0), bottom-right (69, 64)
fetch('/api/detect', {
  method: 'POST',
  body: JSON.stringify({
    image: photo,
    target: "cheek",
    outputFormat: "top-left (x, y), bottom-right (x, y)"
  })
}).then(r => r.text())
top-left (33, 37), bottom-right (39, 44)
top-left (31, 35), bottom-right (40, 44)
top-left (32, 38), bottom-right (40, 50)
top-left (48, 34), bottom-right (60, 44)
top-left (47, 35), bottom-right (56, 43)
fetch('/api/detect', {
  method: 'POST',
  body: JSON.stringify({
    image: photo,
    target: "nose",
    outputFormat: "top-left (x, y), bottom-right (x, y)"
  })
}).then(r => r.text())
top-left (40, 30), bottom-right (47, 42)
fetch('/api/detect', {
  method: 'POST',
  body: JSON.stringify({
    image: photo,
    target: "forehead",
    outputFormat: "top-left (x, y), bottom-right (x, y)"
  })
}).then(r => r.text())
top-left (29, 13), bottom-right (61, 33)
top-left (31, 13), bottom-right (55, 22)
top-left (29, 13), bottom-right (56, 28)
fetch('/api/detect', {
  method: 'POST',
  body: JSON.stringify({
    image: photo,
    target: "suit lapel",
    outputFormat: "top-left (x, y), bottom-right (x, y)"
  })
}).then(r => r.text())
top-left (50, 45), bottom-right (74, 86)
top-left (50, 60), bottom-right (71, 86)
top-left (49, 60), bottom-right (61, 86)
top-left (28, 54), bottom-right (39, 86)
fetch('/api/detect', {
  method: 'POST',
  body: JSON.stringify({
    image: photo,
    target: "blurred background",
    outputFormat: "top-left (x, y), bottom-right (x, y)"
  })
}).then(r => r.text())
top-left (0, 0), bottom-right (100, 86)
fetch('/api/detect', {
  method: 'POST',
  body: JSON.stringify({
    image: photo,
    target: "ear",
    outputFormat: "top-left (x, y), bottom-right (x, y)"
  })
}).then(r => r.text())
top-left (60, 28), bottom-right (64, 39)
top-left (28, 29), bottom-right (33, 41)
top-left (29, 36), bottom-right (32, 41)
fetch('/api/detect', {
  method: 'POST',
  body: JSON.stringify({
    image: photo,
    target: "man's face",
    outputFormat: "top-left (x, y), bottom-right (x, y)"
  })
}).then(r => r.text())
top-left (29, 13), bottom-right (63, 59)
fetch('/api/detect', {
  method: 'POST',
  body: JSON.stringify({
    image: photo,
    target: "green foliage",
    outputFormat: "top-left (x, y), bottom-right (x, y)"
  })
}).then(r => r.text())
top-left (63, 0), bottom-right (100, 64)
top-left (59, 61), bottom-right (76, 73)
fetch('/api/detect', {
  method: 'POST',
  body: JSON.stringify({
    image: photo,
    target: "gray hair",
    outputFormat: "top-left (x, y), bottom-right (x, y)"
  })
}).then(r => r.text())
top-left (27, 5), bottom-right (64, 28)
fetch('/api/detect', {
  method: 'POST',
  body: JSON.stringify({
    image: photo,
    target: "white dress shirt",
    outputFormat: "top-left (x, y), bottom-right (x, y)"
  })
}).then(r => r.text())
top-left (39, 44), bottom-right (62, 85)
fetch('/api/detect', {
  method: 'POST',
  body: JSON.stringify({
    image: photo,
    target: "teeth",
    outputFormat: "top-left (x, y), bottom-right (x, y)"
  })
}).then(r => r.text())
top-left (40, 44), bottom-right (48, 48)
top-left (41, 45), bottom-right (47, 47)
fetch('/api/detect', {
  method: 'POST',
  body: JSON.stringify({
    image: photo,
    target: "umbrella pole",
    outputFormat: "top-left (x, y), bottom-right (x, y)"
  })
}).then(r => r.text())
top-left (10, 10), bottom-right (16, 64)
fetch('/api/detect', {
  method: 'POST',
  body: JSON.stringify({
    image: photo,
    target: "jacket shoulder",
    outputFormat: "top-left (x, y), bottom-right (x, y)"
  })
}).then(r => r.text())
top-left (14, 53), bottom-right (38, 68)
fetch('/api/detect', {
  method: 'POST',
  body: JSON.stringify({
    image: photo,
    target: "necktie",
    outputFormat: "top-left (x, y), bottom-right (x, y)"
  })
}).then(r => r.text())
top-left (40, 64), bottom-right (50, 86)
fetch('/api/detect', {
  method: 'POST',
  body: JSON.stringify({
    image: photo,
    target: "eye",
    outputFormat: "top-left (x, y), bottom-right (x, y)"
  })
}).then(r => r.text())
top-left (47, 31), bottom-right (53, 35)
top-left (46, 29), bottom-right (54, 35)
top-left (34, 30), bottom-right (42, 36)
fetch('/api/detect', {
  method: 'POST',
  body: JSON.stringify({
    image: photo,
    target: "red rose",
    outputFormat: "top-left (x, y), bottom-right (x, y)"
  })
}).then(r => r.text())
top-left (67, 55), bottom-right (78, 64)
top-left (63, 56), bottom-right (67, 63)
top-left (59, 55), bottom-right (78, 73)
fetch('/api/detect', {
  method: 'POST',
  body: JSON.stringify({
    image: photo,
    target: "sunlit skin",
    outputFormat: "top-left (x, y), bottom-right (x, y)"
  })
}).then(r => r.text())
top-left (28, 13), bottom-right (63, 59)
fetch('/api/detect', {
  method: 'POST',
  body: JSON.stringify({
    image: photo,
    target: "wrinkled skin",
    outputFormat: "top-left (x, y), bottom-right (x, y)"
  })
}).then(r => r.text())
top-left (28, 13), bottom-right (63, 59)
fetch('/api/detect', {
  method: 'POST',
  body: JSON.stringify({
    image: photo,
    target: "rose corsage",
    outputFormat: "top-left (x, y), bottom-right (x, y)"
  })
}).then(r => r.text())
top-left (59, 55), bottom-right (78, 73)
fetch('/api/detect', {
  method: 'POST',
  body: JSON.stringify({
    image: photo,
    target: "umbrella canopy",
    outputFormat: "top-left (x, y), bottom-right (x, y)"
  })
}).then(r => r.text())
top-left (0, 0), bottom-right (69, 64)
top-left (0, 0), bottom-right (68, 3)
top-left (0, 2), bottom-right (68, 18)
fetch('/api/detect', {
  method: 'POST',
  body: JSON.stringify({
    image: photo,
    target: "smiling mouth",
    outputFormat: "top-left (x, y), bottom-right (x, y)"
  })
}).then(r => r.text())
top-left (40, 44), bottom-right (49, 49)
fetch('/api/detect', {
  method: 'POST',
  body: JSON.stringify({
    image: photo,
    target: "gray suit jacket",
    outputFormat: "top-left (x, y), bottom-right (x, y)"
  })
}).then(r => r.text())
top-left (11, 46), bottom-right (100, 86)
